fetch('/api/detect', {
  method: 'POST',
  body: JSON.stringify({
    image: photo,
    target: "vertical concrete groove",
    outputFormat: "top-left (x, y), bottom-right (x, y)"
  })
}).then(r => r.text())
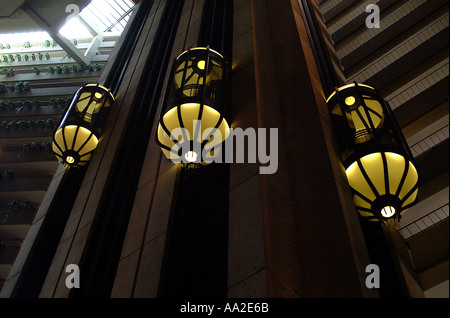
top-left (127, 2), bottom-right (196, 297)
top-left (181, 0), bottom-right (196, 51)
top-left (130, 155), bottom-right (163, 297)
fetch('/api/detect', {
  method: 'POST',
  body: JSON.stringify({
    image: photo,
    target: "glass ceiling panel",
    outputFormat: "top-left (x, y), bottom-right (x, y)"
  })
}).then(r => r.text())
top-left (0, 0), bottom-right (135, 45)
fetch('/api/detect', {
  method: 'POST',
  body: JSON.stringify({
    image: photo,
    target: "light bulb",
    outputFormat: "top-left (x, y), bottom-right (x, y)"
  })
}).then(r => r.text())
top-left (345, 96), bottom-right (356, 106)
top-left (185, 151), bottom-right (197, 163)
top-left (381, 206), bottom-right (396, 218)
top-left (197, 60), bottom-right (206, 70)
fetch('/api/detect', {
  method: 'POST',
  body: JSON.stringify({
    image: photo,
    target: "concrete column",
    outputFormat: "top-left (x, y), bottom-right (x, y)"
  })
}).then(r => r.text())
top-left (110, 0), bottom-right (205, 298)
top-left (240, 0), bottom-right (377, 297)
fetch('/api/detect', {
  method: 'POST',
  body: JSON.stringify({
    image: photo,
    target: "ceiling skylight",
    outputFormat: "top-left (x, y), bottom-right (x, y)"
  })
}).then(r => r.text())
top-left (0, 0), bottom-right (135, 45)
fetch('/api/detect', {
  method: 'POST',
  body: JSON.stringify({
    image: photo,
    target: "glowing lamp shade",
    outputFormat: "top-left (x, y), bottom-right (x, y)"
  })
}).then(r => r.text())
top-left (52, 84), bottom-right (115, 168)
top-left (157, 103), bottom-right (230, 164)
top-left (52, 125), bottom-right (99, 168)
top-left (345, 152), bottom-right (419, 222)
top-left (328, 83), bottom-right (384, 143)
top-left (156, 47), bottom-right (230, 166)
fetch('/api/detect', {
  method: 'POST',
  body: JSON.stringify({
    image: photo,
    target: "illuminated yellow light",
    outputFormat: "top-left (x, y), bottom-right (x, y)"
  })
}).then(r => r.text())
top-left (174, 62), bottom-right (203, 95)
top-left (185, 151), bottom-right (198, 163)
top-left (345, 96), bottom-right (356, 106)
top-left (381, 206), bottom-right (396, 218)
top-left (345, 152), bottom-right (419, 221)
top-left (347, 98), bottom-right (384, 142)
top-left (85, 84), bottom-right (116, 101)
top-left (346, 160), bottom-right (377, 202)
top-left (76, 87), bottom-right (114, 123)
top-left (173, 48), bottom-right (223, 98)
top-left (402, 188), bottom-right (418, 209)
top-left (197, 60), bottom-right (206, 70)
top-left (176, 47), bottom-right (224, 59)
top-left (52, 125), bottom-right (99, 167)
top-left (327, 85), bottom-right (384, 144)
top-left (326, 83), bottom-right (375, 103)
top-left (158, 47), bottom-right (227, 166)
top-left (157, 104), bottom-right (230, 164)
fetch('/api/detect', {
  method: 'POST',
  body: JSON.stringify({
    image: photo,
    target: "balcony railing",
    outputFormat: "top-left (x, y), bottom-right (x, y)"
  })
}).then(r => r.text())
top-left (409, 124), bottom-right (449, 158)
top-left (398, 203), bottom-right (449, 240)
